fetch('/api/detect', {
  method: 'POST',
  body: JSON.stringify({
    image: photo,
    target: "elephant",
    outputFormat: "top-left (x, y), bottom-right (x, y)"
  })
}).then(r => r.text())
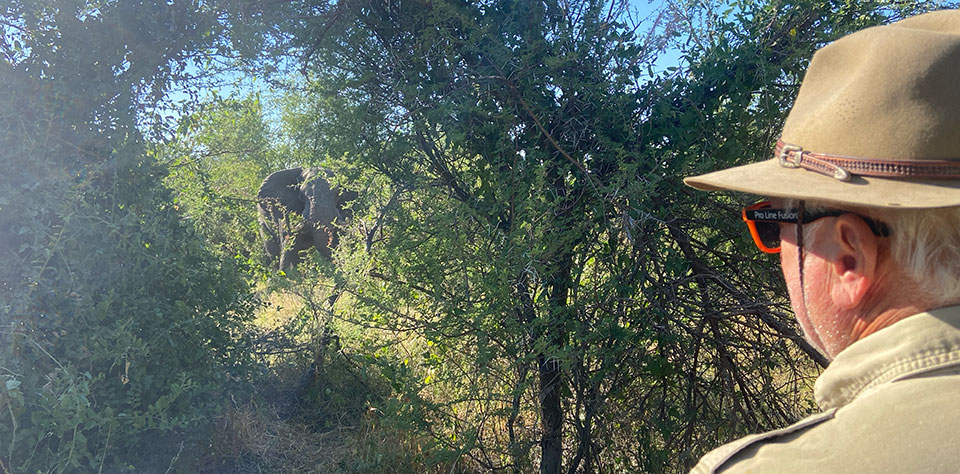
top-left (256, 167), bottom-right (356, 273)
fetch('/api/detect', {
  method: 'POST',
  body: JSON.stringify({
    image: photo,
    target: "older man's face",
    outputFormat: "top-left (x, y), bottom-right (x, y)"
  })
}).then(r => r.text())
top-left (775, 208), bottom-right (857, 360)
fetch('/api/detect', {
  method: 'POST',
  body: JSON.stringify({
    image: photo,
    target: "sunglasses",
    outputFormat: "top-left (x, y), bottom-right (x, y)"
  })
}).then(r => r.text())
top-left (741, 201), bottom-right (891, 253)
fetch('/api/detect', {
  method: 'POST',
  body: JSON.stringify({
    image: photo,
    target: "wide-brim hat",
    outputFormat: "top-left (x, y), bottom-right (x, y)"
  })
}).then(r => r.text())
top-left (684, 10), bottom-right (960, 209)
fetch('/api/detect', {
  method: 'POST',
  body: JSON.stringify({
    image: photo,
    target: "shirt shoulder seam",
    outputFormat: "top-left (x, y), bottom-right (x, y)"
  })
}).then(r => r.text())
top-left (691, 408), bottom-right (837, 474)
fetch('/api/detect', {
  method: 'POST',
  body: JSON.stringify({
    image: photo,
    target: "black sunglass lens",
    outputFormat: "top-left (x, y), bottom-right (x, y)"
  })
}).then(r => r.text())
top-left (755, 221), bottom-right (780, 249)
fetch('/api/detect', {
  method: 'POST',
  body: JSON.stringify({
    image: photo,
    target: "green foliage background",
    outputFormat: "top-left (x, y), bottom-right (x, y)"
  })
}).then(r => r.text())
top-left (163, 96), bottom-right (282, 268)
top-left (1, 0), bottom-right (955, 472)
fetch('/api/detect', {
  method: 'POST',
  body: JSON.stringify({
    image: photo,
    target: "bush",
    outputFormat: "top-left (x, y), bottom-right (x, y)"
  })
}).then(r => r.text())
top-left (0, 69), bottom-right (256, 474)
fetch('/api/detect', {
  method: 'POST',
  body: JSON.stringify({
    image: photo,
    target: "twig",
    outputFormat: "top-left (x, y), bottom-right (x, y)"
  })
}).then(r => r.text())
top-left (366, 189), bottom-right (401, 252)
top-left (97, 423), bottom-right (112, 474)
top-left (511, 92), bottom-right (602, 197)
top-left (163, 441), bottom-right (185, 474)
top-left (4, 398), bottom-right (16, 474)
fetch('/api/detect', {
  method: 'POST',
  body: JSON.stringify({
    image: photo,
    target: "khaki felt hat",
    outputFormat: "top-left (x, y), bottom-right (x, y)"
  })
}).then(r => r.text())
top-left (684, 10), bottom-right (960, 209)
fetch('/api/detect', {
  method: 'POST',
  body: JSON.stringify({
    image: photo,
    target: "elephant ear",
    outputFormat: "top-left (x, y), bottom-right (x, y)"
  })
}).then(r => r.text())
top-left (300, 168), bottom-right (341, 225)
top-left (337, 189), bottom-right (359, 208)
top-left (258, 167), bottom-right (306, 214)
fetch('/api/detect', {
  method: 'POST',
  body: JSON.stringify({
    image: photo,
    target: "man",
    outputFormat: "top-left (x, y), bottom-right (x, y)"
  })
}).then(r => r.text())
top-left (684, 10), bottom-right (960, 473)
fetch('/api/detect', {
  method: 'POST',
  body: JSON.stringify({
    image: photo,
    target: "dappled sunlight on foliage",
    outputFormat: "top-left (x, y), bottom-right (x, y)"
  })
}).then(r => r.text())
top-left (2, 0), bottom-right (955, 472)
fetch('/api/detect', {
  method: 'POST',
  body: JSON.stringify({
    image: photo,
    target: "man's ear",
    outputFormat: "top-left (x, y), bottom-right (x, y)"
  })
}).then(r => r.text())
top-left (826, 214), bottom-right (880, 309)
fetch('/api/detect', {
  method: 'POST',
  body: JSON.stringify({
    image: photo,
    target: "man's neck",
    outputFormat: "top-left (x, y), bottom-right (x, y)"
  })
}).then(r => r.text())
top-left (850, 305), bottom-right (928, 344)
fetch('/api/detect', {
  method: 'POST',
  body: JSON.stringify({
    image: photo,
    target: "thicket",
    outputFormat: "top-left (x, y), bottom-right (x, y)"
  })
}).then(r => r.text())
top-left (1, 1), bottom-right (954, 473)
top-left (0, 2), bottom-right (255, 472)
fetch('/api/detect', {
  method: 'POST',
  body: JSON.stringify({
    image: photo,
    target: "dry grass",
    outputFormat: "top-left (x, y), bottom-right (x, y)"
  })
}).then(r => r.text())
top-left (200, 400), bottom-right (467, 474)
top-left (203, 401), bottom-right (352, 473)
top-left (193, 284), bottom-right (464, 473)
top-left (255, 288), bottom-right (312, 330)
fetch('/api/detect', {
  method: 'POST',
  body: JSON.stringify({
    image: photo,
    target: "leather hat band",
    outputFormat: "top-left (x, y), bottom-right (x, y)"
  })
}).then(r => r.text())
top-left (776, 140), bottom-right (960, 181)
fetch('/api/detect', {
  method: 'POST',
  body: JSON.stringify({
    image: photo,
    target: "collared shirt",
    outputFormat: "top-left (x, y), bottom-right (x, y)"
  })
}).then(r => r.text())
top-left (690, 305), bottom-right (960, 473)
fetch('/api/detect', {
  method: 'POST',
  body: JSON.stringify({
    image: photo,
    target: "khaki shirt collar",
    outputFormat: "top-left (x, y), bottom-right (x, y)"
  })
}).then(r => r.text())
top-left (814, 305), bottom-right (960, 410)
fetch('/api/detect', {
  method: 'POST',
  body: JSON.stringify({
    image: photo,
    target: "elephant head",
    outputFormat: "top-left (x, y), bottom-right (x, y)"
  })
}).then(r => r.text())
top-left (256, 167), bottom-right (354, 274)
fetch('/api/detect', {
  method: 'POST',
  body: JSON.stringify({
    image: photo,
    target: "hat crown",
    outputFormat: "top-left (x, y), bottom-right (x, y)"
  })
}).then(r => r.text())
top-left (782, 10), bottom-right (960, 161)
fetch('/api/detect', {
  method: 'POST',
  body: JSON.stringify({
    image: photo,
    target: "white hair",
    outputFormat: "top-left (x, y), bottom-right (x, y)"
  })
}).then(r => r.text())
top-left (800, 200), bottom-right (960, 304)
top-left (873, 206), bottom-right (960, 303)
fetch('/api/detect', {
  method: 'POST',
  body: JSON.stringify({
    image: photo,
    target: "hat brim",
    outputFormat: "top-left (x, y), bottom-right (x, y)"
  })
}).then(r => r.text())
top-left (684, 158), bottom-right (960, 209)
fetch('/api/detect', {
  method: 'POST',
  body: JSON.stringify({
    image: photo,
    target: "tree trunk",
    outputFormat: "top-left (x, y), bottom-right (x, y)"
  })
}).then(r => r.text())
top-left (539, 353), bottom-right (563, 474)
